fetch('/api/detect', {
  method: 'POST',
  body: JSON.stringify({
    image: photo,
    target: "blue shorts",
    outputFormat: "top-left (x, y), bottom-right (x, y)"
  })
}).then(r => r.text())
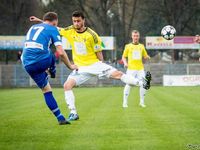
top-left (24, 54), bottom-right (55, 89)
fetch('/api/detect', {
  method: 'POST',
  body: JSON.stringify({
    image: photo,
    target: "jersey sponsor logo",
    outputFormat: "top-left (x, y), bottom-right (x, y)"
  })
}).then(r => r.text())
top-left (24, 42), bottom-right (44, 50)
top-left (132, 50), bottom-right (141, 60)
top-left (74, 42), bottom-right (87, 55)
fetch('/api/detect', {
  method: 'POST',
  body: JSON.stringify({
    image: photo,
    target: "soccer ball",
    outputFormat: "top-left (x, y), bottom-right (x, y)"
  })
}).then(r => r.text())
top-left (161, 25), bottom-right (176, 40)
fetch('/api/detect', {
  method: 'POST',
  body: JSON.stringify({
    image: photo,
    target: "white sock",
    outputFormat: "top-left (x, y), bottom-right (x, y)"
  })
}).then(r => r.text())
top-left (121, 74), bottom-right (143, 86)
top-left (64, 90), bottom-right (77, 114)
top-left (123, 84), bottom-right (131, 105)
top-left (140, 86), bottom-right (146, 105)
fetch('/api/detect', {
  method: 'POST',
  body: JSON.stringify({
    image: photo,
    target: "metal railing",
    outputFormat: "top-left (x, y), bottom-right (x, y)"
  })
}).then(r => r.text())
top-left (0, 63), bottom-right (200, 87)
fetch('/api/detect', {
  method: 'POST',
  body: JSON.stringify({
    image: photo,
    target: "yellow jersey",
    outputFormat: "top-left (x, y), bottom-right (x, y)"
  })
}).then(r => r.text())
top-left (122, 43), bottom-right (148, 70)
top-left (59, 26), bottom-right (102, 66)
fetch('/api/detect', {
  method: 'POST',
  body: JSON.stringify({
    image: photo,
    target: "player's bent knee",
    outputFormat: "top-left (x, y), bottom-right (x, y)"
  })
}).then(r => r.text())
top-left (110, 70), bottom-right (123, 79)
top-left (42, 83), bottom-right (52, 93)
top-left (63, 79), bottom-right (76, 91)
top-left (63, 82), bottom-right (72, 91)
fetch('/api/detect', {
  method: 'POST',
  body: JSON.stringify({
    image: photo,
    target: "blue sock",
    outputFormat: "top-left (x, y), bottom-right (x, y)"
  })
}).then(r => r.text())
top-left (44, 91), bottom-right (65, 121)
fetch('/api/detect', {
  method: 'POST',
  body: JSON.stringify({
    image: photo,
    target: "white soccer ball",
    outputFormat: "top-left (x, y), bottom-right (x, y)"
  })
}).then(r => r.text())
top-left (161, 25), bottom-right (176, 40)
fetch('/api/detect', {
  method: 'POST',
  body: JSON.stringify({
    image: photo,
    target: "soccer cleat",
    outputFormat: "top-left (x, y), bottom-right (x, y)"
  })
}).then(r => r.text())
top-left (67, 113), bottom-right (79, 121)
top-left (123, 103), bottom-right (128, 108)
top-left (57, 114), bottom-right (70, 125)
top-left (48, 67), bottom-right (56, 78)
top-left (58, 119), bottom-right (71, 125)
top-left (139, 103), bottom-right (146, 108)
top-left (143, 71), bottom-right (151, 90)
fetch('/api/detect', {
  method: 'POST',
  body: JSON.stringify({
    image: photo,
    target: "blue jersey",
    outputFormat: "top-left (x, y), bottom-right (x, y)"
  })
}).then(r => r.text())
top-left (22, 23), bottom-right (62, 66)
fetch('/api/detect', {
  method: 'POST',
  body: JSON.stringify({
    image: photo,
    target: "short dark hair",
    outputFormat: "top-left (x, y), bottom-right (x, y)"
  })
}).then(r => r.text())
top-left (72, 11), bottom-right (85, 19)
top-left (43, 12), bottom-right (58, 22)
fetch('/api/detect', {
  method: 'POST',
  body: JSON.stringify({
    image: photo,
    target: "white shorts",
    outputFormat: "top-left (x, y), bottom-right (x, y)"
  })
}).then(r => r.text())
top-left (126, 69), bottom-right (145, 81)
top-left (67, 61), bottom-right (116, 85)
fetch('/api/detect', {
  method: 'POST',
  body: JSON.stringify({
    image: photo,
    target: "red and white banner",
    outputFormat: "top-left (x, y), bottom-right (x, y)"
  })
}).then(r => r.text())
top-left (146, 36), bottom-right (200, 49)
top-left (163, 75), bottom-right (200, 86)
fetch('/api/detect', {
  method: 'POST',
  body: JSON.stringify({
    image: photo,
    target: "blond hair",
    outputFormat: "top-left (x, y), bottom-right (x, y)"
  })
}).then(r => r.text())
top-left (131, 30), bottom-right (140, 34)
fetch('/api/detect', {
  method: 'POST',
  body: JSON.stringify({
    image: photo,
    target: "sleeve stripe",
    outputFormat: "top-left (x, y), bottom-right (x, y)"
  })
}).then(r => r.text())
top-left (54, 41), bottom-right (62, 46)
top-left (87, 28), bottom-right (98, 43)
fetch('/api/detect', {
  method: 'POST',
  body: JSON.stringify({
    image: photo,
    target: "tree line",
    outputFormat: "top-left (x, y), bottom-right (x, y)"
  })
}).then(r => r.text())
top-left (0, 0), bottom-right (199, 61)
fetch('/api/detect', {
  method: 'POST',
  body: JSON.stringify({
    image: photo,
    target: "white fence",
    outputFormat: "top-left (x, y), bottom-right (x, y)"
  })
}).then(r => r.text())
top-left (0, 63), bottom-right (200, 87)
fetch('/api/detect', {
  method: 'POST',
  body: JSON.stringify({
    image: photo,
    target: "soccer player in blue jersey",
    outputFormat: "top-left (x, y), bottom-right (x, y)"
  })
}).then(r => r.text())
top-left (21, 12), bottom-right (77, 125)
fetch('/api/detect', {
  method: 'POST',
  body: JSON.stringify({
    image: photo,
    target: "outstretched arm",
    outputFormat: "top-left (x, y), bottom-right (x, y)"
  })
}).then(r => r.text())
top-left (29, 16), bottom-right (62, 30)
top-left (29, 16), bottom-right (43, 22)
top-left (56, 45), bottom-right (78, 70)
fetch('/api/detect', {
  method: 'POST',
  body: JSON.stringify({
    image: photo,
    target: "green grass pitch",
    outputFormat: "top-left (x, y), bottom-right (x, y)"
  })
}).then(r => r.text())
top-left (0, 86), bottom-right (200, 150)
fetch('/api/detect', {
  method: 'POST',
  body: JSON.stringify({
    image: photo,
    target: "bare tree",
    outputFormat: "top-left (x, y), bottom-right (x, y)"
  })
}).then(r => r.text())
top-left (0, 0), bottom-right (43, 35)
top-left (75, 0), bottom-right (116, 35)
top-left (117, 0), bottom-right (139, 43)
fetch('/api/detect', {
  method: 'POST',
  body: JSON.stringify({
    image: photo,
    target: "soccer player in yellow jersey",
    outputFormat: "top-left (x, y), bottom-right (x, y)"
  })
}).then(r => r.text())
top-left (122, 30), bottom-right (151, 108)
top-left (30, 11), bottom-right (151, 121)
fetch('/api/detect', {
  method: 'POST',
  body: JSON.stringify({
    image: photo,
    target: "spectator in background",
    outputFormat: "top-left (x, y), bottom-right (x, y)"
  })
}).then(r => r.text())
top-left (117, 59), bottom-right (124, 68)
top-left (194, 35), bottom-right (200, 43)
top-left (194, 35), bottom-right (200, 61)
top-left (17, 50), bottom-right (22, 63)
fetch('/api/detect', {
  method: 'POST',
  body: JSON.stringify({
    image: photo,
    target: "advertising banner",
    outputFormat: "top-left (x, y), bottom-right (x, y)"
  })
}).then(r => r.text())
top-left (146, 36), bottom-right (200, 49)
top-left (163, 75), bottom-right (200, 86)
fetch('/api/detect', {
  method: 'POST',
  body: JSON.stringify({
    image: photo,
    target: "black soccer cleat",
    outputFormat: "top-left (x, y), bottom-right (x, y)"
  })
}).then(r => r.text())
top-left (58, 119), bottom-right (71, 125)
top-left (146, 71), bottom-right (151, 81)
top-left (48, 67), bottom-right (56, 78)
top-left (143, 71), bottom-right (151, 90)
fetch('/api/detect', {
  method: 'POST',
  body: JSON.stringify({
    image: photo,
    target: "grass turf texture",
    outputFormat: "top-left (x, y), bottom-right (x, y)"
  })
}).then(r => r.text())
top-left (0, 86), bottom-right (200, 150)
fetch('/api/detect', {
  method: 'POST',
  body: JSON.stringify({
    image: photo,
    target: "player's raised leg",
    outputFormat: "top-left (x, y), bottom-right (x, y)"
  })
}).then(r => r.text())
top-left (109, 70), bottom-right (151, 89)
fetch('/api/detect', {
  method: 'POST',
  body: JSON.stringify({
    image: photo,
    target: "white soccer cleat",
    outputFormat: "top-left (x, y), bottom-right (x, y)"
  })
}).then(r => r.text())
top-left (123, 103), bottom-right (128, 108)
top-left (139, 103), bottom-right (146, 108)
